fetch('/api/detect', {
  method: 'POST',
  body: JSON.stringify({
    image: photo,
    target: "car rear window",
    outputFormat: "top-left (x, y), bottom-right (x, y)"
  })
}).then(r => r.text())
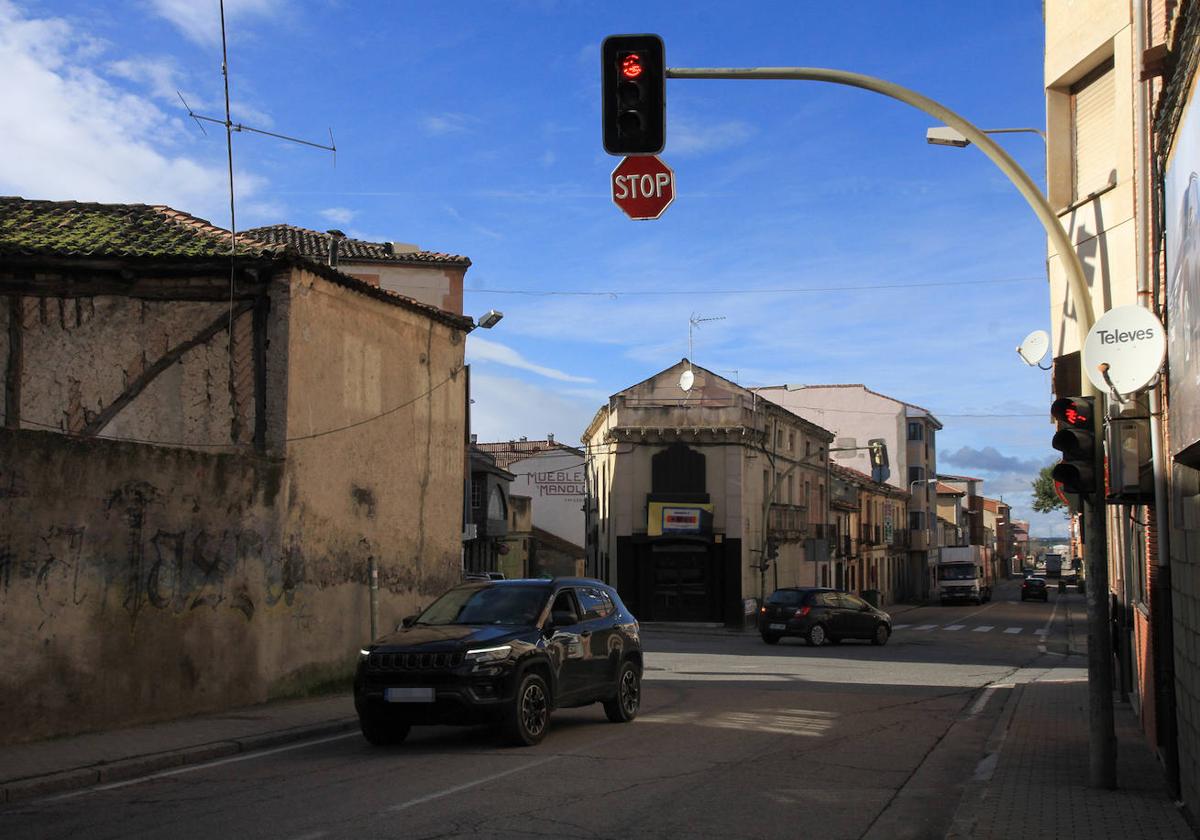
top-left (767, 589), bottom-right (804, 606)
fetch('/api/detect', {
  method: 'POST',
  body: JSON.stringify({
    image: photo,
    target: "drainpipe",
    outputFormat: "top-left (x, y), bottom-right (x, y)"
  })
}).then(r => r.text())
top-left (1135, 0), bottom-right (1180, 796)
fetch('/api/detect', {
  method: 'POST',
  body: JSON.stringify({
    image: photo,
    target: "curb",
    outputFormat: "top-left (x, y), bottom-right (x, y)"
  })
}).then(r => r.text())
top-left (944, 683), bottom-right (1024, 839)
top-left (0, 718), bottom-right (358, 805)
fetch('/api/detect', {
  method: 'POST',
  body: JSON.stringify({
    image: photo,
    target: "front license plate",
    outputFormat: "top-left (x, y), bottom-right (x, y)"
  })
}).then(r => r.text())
top-left (385, 687), bottom-right (434, 703)
top-left (769, 623), bottom-right (786, 630)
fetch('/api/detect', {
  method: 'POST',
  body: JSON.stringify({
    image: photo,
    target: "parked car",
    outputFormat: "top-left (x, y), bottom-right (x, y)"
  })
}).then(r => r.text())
top-left (1020, 577), bottom-right (1049, 602)
top-left (758, 587), bottom-right (891, 646)
top-left (354, 578), bottom-right (641, 747)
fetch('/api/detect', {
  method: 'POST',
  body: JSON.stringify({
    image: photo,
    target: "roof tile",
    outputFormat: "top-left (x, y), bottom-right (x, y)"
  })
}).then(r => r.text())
top-left (243, 224), bottom-right (470, 267)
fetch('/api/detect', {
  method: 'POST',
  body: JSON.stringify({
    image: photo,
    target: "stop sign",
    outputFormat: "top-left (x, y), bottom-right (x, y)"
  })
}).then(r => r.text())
top-left (611, 155), bottom-right (675, 220)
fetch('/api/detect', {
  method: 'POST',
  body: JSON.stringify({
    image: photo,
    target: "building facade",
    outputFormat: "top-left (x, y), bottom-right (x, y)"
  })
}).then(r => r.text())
top-left (755, 384), bottom-right (942, 601)
top-left (0, 198), bottom-right (473, 743)
top-left (829, 464), bottom-right (911, 605)
top-left (584, 361), bottom-right (833, 625)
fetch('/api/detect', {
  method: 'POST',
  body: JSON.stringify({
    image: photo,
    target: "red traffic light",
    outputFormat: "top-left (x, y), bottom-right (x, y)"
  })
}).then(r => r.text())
top-left (621, 53), bottom-right (644, 79)
top-left (1051, 396), bottom-right (1092, 428)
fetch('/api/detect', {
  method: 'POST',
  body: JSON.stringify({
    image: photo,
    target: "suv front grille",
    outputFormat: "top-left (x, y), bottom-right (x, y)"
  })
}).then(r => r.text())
top-left (368, 651), bottom-right (465, 671)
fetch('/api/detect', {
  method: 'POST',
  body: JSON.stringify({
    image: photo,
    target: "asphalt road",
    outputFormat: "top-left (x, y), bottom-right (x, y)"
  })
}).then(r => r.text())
top-left (3, 579), bottom-right (1083, 840)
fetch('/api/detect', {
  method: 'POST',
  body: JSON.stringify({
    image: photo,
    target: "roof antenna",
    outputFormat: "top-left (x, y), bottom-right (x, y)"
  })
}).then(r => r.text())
top-left (179, 0), bottom-right (337, 348)
top-left (688, 312), bottom-right (725, 360)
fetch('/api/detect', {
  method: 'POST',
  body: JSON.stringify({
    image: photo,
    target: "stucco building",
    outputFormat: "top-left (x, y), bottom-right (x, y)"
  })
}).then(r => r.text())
top-left (583, 361), bottom-right (833, 625)
top-left (754, 383), bottom-right (942, 601)
top-left (829, 464), bottom-right (911, 605)
top-left (0, 198), bottom-right (473, 743)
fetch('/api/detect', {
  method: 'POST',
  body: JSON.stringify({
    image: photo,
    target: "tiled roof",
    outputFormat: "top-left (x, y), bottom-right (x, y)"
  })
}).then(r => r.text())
top-left (0, 197), bottom-right (475, 331)
top-left (831, 462), bottom-right (909, 496)
top-left (474, 439), bottom-right (584, 469)
top-left (0, 197), bottom-right (283, 259)
top-left (935, 482), bottom-right (966, 496)
top-left (243, 224), bottom-right (470, 267)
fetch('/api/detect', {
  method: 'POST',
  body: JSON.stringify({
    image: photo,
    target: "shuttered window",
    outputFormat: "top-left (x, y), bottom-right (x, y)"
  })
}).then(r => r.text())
top-left (1071, 58), bottom-right (1116, 202)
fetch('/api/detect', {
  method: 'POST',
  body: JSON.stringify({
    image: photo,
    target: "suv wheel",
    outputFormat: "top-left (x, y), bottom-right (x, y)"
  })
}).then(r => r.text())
top-left (505, 671), bottom-right (550, 746)
top-left (806, 623), bottom-right (828, 647)
top-left (358, 710), bottom-right (411, 746)
top-left (603, 661), bottom-right (641, 723)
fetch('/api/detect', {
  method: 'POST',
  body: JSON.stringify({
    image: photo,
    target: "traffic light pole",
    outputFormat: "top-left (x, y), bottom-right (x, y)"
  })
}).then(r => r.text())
top-left (664, 65), bottom-right (1115, 788)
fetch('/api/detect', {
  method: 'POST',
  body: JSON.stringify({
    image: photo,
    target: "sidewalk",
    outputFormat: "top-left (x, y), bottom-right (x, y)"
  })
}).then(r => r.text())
top-left (947, 623), bottom-right (1193, 840)
top-left (0, 694), bottom-right (357, 804)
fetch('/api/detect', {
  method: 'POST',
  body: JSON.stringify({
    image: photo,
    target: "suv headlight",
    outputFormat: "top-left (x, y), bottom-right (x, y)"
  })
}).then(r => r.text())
top-left (358, 648), bottom-right (371, 661)
top-left (465, 644), bottom-right (513, 664)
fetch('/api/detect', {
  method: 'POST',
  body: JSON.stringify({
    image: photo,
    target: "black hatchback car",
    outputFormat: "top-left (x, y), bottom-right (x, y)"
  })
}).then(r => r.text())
top-left (354, 578), bottom-right (642, 747)
top-left (758, 587), bottom-right (892, 646)
top-left (1021, 576), bottom-right (1049, 602)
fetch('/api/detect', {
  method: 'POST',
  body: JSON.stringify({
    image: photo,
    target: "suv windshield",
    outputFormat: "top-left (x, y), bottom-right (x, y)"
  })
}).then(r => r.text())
top-left (417, 585), bottom-right (550, 626)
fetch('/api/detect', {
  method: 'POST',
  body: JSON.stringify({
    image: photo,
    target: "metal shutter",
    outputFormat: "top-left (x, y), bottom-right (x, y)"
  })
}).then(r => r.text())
top-left (1071, 58), bottom-right (1117, 202)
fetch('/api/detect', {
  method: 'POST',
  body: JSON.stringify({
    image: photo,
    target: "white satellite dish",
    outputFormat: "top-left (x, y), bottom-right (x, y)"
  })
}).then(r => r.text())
top-left (1016, 330), bottom-right (1050, 367)
top-left (679, 368), bottom-right (695, 392)
top-left (1082, 305), bottom-right (1166, 395)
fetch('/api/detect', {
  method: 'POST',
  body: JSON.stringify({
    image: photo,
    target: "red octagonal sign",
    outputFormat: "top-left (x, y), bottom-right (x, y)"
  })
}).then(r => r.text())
top-left (611, 155), bottom-right (675, 220)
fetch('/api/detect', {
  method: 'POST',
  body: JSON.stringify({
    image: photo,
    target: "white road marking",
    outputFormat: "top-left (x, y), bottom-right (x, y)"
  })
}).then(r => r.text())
top-left (387, 755), bottom-right (560, 812)
top-left (1037, 592), bottom-right (1063, 653)
top-left (1004, 627), bottom-right (1023, 634)
top-left (944, 624), bottom-right (965, 631)
top-left (47, 732), bottom-right (360, 801)
top-left (891, 624), bottom-right (911, 630)
top-left (1034, 629), bottom-right (1048, 636)
top-left (972, 625), bottom-right (994, 633)
top-left (913, 624), bottom-right (937, 631)
top-left (967, 686), bottom-right (998, 716)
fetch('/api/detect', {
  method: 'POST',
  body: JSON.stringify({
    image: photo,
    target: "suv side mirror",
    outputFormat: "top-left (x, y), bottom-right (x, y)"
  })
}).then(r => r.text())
top-left (400, 614), bottom-right (419, 628)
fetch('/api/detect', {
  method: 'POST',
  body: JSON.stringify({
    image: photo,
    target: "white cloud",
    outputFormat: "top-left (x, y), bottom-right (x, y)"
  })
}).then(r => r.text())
top-left (467, 336), bottom-right (594, 383)
top-left (147, 0), bottom-right (280, 46)
top-left (420, 113), bottom-right (475, 136)
top-left (320, 206), bottom-right (356, 225)
top-left (0, 1), bottom-right (263, 220)
top-left (470, 373), bottom-right (598, 444)
top-left (108, 56), bottom-right (191, 104)
top-left (668, 113), bottom-right (755, 156)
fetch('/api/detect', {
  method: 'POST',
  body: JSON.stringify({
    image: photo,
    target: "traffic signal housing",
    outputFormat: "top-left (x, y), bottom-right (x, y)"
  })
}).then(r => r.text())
top-left (1051, 396), bottom-right (1097, 494)
top-left (602, 34), bottom-right (665, 155)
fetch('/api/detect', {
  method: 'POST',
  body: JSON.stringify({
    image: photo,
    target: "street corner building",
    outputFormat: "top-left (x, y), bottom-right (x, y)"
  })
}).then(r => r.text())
top-left (582, 360), bottom-right (835, 626)
top-left (0, 197), bottom-right (474, 743)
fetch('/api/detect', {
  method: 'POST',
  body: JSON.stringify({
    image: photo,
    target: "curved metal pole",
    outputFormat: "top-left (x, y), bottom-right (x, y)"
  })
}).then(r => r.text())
top-left (667, 67), bottom-right (1096, 360)
top-left (667, 65), bottom-right (1114, 789)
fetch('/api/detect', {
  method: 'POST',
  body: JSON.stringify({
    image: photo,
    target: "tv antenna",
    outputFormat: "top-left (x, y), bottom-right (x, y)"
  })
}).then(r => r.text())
top-left (688, 313), bottom-right (725, 360)
top-left (179, 0), bottom-right (336, 338)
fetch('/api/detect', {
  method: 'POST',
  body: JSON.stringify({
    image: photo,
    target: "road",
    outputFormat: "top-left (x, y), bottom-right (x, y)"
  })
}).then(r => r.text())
top-left (3, 579), bottom-right (1085, 840)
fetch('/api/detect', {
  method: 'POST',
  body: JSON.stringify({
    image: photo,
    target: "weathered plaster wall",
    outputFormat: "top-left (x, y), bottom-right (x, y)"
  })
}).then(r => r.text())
top-left (279, 269), bottom-right (467, 653)
top-left (342, 263), bottom-right (465, 315)
top-left (0, 429), bottom-right (291, 743)
top-left (9, 293), bottom-right (253, 447)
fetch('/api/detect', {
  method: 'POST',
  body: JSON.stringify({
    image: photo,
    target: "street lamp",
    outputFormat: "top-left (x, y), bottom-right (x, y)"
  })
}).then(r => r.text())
top-left (925, 125), bottom-right (1046, 147)
top-left (475, 309), bottom-right (504, 330)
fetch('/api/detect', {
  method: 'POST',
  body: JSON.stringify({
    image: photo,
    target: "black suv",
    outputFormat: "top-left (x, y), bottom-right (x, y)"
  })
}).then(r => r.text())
top-left (1021, 576), bottom-right (1049, 602)
top-left (758, 587), bottom-right (892, 646)
top-left (354, 578), bottom-right (642, 746)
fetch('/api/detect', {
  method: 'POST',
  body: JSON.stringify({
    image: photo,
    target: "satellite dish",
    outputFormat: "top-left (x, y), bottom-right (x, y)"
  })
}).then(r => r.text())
top-left (679, 369), bottom-right (695, 392)
top-left (1082, 305), bottom-right (1166, 394)
top-left (1016, 330), bottom-right (1050, 367)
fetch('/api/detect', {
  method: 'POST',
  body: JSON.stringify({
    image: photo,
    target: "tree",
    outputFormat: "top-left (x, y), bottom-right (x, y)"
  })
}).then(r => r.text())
top-left (1031, 465), bottom-right (1066, 514)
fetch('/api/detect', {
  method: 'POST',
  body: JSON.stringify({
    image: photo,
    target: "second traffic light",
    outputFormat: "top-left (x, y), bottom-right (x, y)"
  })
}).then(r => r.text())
top-left (1051, 396), bottom-right (1098, 494)
top-left (602, 34), bottom-right (665, 155)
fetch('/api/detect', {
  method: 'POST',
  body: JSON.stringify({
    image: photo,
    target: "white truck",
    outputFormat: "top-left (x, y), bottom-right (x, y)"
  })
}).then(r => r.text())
top-left (937, 546), bottom-right (994, 605)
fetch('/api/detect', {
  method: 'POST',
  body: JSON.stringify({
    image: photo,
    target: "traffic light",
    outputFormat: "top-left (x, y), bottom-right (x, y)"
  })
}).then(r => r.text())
top-left (1051, 396), bottom-right (1097, 494)
top-left (602, 34), bottom-right (665, 155)
top-left (766, 538), bottom-right (780, 563)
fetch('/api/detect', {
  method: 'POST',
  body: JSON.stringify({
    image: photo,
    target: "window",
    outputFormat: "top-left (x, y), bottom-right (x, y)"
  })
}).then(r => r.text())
top-left (1071, 57), bottom-right (1116, 202)
top-left (909, 510), bottom-right (925, 530)
top-left (550, 590), bottom-right (581, 624)
top-left (805, 441), bottom-right (812, 457)
top-left (487, 486), bottom-right (506, 520)
top-left (577, 587), bottom-right (612, 620)
top-left (471, 480), bottom-right (482, 510)
top-left (805, 480), bottom-right (811, 507)
top-left (767, 589), bottom-right (803, 606)
top-left (908, 422), bottom-right (923, 441)
top-left (788, 431), bottom-right (795, 452)
top-left (787, 474), bottom-right (795, 505)
top-left (908, 466), bottom-right (925, 485)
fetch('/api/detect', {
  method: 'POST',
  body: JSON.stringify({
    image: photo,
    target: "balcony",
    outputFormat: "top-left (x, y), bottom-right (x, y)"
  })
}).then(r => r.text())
top-left (768, 503), bottom-right (808, 539)
top-left (859, 524), bottom-right (883, 545)
top-left (889, 528), bottom-right (911, 549)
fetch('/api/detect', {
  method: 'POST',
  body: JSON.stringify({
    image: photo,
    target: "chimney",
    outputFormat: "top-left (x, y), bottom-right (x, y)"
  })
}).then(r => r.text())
top-left (519, 436), bottom-right (528, 442)
top-left (547, 432), bottom-right (554, 443)
top-left (327, 229), bottom-right (346, 268)
top-left (470, 433), bottom-right (477, 444)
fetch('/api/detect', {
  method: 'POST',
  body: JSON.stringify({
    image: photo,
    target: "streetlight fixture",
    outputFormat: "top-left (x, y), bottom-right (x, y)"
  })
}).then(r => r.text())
top-left (475, 309), bottom-right (504, 330)
top-left (925, 125), bottom-right (1046, 147)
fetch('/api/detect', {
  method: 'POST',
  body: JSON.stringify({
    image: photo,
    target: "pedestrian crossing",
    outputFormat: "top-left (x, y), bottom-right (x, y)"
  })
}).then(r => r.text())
top-left (891, 622), bottom-right (1047, 636)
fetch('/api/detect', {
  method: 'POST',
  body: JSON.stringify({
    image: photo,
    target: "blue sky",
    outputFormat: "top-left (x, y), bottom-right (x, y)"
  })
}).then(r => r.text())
top-left (0, 0), bottom-right (1068, 537)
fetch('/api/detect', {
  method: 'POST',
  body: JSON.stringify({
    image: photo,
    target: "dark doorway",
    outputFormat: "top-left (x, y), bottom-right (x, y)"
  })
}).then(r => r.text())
top-left (648, 549), bottom-right (713, 621)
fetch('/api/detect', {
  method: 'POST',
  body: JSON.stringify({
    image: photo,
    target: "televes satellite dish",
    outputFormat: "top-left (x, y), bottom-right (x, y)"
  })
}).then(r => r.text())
top-left (1016, 330), bottom-right (1050, 367)
top-left (679, 369), bottom-right (695, 392)
top-left (1082, 305), bottom-right (1166, 394)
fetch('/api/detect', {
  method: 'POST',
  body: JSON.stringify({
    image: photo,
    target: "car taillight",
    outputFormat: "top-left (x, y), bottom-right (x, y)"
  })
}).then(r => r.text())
top-left (793, 606), bottom-right (810, 618)
top-left (760, 606), bottom-right (766, 613)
